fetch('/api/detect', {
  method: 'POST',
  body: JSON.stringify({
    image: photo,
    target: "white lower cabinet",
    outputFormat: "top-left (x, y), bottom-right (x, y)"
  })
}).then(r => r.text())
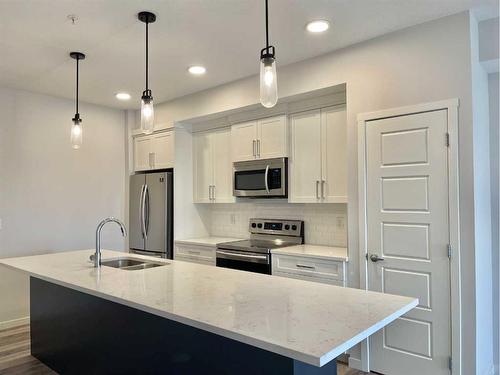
top-left (174, 244), bottom-right (216, 266)
top-left (272, 254), bottom-right (346, 286)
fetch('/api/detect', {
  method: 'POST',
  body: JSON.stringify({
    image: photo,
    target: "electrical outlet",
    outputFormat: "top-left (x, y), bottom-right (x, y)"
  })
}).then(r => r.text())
top-left (230, 214), bottom-right (236, 225)
top-left (336, 216), bottom-right (345, 230)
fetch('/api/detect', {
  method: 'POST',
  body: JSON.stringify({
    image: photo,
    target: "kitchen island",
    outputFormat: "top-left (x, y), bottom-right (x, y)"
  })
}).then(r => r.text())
top-left (0, 250), bottom-right (417, 374)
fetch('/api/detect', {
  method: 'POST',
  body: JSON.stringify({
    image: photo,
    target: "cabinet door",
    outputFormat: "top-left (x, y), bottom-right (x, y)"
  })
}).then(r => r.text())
top-left (231, 121), bottom-right (257, 162)
top-left (321, 106), bottom-right (347, 203)
top-left (212, 128), bottom-right (234, 203)
top-left (289, 110), bottom-right (322, 203)
top-left (152, 131), bottom-right (175, 169)
top-left (257, 115), bottom-right (287, 159)
top-left (134, 136), bottom-right (152, 171)
top-left (193, 132), bottom-right (213, 203)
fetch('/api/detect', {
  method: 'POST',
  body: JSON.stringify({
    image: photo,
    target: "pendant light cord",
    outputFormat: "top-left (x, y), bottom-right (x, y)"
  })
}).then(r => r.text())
top-left (265, 0), bottom-right (269, 49)
top-left (76, 57), bottom-right (79, 115)
top-left (145, 21), bottom-right (149, 91)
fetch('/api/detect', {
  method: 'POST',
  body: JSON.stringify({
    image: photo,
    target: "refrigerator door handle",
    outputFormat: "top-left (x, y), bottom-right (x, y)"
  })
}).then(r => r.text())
top-left (144, 184), bottom-right (150, 235)
top-left (141, 184), bottom-right (148, 239)
top-left (139, 184), bottom-right (146, 238)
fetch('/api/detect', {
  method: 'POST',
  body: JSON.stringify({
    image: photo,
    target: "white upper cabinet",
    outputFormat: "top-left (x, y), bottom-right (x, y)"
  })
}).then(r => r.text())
top-left (212, 128), bottom-right (233, 202)
top-left (152, 131), bottom-right (175, 170)
top-left (290, 110), bottom-right (323, 202)
top-left (193, 131), bottom-right (213, 203)
top-left (231, 115), bottom-right (287, 162)
top-left (133, 129), bottom-right (175, 172)
top-left (231, 121), bottom-right (257, 162)
top-left (321, 106), bottom-right (347, 202)
top-left (257, 116), bottom-right (287, 159)
top-left (193, 127), bottom-right (234, 203)
top-left (134, 136), bottom-right (153, 172)
top-left (290, 106), bottom-right (347, 203)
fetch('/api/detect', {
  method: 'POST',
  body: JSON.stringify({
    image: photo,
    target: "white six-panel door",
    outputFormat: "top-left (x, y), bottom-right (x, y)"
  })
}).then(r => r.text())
top-left (365, 110), bottom-right (451, 374)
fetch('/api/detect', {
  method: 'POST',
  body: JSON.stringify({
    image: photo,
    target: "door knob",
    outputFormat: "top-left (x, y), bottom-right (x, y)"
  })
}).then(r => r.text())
top-left (370, 254), bottom-right (385, 262)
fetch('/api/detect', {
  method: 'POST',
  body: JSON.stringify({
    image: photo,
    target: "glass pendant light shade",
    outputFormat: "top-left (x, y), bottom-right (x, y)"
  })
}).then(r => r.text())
top-left (260, 56), bottom-right (277, 108)
top-left (69, 51), bottom-right (85, 149)
top-left (141, 91), bottom-right (154, 134)
top-left (259, 0), bottom-right (278, 108)
top-left (138, 12), bottom-right (157, 135)
top-left (70, 118), bottom-right (83, 149)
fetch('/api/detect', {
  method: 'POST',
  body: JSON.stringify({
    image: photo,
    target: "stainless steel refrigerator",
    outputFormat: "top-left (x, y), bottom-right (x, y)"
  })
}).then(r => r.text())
top-left (129, 171), bottom-right (173, 259)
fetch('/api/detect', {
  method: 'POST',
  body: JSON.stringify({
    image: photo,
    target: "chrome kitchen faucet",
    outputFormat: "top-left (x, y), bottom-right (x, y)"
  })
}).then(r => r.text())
top-left (91, 217), bottom-right (127, 268)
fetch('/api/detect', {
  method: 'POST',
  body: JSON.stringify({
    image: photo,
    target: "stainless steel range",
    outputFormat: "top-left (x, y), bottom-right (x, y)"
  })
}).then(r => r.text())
top-left (216, 218), bottom-right (304, 274)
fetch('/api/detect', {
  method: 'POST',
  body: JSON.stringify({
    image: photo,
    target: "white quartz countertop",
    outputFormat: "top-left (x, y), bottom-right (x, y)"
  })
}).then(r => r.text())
top-left (272, 245), bottom-right (348, 262)
top-left (0, 250), bottom-right (417, 367)
top-left (174, 237), bottom-right (244, 247)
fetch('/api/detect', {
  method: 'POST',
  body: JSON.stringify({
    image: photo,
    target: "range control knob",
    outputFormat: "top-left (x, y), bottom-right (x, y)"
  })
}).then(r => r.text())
top-left (257, 223), bottom-right (263, 228)
top-left (284, 224), bottom-right (290, 230)
top-left (291, 225), bottom-right (297, 231)
top-left (251, 223), bottom-right (257, 228)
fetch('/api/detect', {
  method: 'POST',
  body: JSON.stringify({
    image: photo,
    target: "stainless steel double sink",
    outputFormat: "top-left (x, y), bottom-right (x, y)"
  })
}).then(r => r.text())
top-left (101, 257), bottom-right (168, 271)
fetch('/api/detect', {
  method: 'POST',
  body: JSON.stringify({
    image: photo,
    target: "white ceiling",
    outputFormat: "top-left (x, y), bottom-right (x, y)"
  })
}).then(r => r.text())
top-left (0, 0), bottom-right (497, 109)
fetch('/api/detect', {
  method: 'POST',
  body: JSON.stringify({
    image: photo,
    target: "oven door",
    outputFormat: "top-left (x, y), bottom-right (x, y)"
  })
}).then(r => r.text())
top-left (216, 249), bottom-right (271, 274)
top-left (233, 157), bottom-right (287, 198)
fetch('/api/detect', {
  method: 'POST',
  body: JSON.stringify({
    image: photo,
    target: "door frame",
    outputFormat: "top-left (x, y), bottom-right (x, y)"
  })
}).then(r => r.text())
top-left (357, 99), bottom-right (461, 374)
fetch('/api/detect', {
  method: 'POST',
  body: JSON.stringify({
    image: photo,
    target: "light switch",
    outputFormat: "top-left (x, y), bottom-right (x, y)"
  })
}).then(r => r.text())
top-left (230, 214), bottom-right (236, 224)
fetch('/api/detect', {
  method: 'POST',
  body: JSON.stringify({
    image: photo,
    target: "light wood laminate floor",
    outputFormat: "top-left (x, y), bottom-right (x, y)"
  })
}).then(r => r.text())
top-left (0, 324), bottom-right (369, 374)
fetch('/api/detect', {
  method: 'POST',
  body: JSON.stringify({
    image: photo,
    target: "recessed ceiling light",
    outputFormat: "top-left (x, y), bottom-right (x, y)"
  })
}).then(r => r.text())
top-left (306, 20), bottom-right (330, 33)
top-left (188, 66), bottom-right (206, 75)
top-left (115, 92), bottom-right (131, 100)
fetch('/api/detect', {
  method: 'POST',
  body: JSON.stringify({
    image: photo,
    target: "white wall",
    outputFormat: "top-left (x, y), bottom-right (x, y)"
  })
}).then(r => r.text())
top-left (0, 88), bottom-right (126, 323)
top-left (479, 17), bottom-right (499, 64)
top-left (470, 13), bottom-right (494, 375)
top-left (488, 72), bottom-right (499, 375)
top-left (146, 12), bottom-right (478, 373)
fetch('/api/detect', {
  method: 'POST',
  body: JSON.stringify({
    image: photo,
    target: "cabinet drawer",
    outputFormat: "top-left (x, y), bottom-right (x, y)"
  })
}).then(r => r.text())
top-left (174, 244), bottom-right (215, 265)
top-left (273, 270), bottom-right (345, 286)
top-left (272, 254), bottom-right (344, 281)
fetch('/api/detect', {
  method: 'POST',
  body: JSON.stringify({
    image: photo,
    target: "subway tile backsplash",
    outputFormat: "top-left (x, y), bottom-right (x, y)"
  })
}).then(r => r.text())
top-left (209, 203), bottom-right (347, 247)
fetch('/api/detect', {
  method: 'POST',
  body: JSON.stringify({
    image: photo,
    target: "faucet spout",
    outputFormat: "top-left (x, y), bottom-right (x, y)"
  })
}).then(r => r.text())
top-left (94, 217), bottom-right (127, 268)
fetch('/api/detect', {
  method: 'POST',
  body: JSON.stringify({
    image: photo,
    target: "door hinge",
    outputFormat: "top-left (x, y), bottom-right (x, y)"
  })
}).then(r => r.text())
top-left (448, 356), bottom-right (452, 370)
top-left (447, 244), bottom-right (452, 259)
top-left (446, 132), bottom-right (450, 147)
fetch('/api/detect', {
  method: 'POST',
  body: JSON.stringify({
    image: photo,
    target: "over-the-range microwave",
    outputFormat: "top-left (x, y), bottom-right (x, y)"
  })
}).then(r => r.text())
top-left (233, 157), bottom-right (287, 198)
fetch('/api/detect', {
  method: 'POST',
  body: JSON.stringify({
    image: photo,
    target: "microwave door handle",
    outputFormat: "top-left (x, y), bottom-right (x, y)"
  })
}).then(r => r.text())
top-left (264, 165), bottom-right (270, 194)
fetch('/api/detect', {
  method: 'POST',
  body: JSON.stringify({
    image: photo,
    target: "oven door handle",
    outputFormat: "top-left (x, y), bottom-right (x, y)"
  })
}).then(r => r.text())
top-left (264, 165), bottom-right (270, 194)
top-left (216, 250), bottom-right (269, 264)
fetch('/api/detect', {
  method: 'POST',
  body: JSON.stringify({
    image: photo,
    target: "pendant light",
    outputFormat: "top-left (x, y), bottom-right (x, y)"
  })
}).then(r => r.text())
top-left (70, 52), bottom-right (85, 149)
top-left (259, 0), bottom-right (277, 108)
top-left (138, 11), bottom-right (156, 134)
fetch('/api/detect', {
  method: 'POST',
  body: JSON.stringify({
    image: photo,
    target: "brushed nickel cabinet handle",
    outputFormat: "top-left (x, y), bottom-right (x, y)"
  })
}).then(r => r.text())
top-left (296, 264), bottom-right (315, 270)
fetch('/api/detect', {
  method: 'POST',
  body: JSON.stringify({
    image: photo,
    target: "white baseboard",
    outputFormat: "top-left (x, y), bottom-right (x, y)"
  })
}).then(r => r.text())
top-left (348, 356), bottom-right (363, 371)
top-left (0, 316), bottom-right (29, 330)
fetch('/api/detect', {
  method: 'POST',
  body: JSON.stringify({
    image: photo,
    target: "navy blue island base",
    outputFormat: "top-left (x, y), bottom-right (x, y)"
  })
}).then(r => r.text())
top-left (30, 277), bottom-right (337, 375)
